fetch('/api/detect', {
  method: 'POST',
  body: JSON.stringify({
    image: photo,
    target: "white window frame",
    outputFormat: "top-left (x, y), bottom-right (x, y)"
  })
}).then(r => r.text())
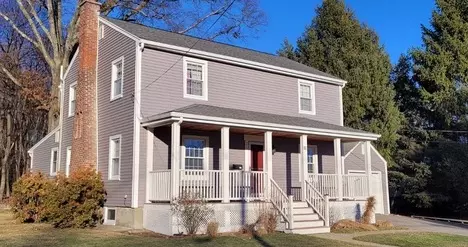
top-left (298, 79), bottom-right (316, 115)
top-left (111, 56), bottom-right (124, 101)
top-left (181, 135), bottom-right (209, 170)
top-left (108, 134), bottom-right (122, 180)
top-left (103, 207), bottom-right (116, 225)
top-left (65, 146), bottom-right (71, 177)
top-left (183, 57), bottom-right (208, 101)
top-left (307, 145), bottom-right (318, 174)
top-left (50, 147), bottom-right (59, 176)
top-left (68, 81), bottom-right (77, 117)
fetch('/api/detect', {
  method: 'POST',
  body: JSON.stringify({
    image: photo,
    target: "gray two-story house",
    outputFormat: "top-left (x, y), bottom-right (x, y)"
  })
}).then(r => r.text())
top-left (28, 7), bottom-right (389, 235)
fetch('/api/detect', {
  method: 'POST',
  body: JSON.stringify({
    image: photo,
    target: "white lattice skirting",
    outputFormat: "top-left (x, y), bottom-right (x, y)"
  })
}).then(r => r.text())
top-left (143, 202), bottom-right (285, 235)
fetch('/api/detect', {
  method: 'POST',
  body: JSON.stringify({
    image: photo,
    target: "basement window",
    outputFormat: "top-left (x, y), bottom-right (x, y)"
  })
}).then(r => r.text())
top-left (104, 207), bottom-right (116, 225)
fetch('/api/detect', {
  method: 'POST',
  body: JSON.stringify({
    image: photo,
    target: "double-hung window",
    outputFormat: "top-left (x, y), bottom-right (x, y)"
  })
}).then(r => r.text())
top-left (50, 147), bottom-right (59, 176)
top-left (183, 57), bottom-right (208, 100)
top-left (298, 79), bottom-right (316, 114)
top-left (69, 82), bottom-right (77, 117)
top-left (182, 136), bottom-right (209, 170)
top-left (111, 57), bottom-right (124, 100)
top-left (108, 135), bottom-right (121, 180)
top-left (65, 146), bottom-right (71, 177)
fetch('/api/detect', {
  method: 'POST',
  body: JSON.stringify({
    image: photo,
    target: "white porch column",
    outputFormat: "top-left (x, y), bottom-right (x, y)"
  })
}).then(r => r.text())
top-left (364, 141), bottom-right (372, 196)
top-left (171, 122), bottom-right (181, 199)
top-left (221, 127), bottom-right (230, 203)
top-left (334, 138), bottom-right (343, 201)
top-left (264, 131), bottom-right (273, 199)
top-left (146, 128), bottom-right (154, 203)
top-left (300, 135), bottom-right (308, 201)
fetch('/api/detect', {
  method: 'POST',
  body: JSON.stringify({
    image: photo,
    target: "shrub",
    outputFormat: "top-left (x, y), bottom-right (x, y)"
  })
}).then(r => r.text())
top-left (171, 191), bottom-right (213, 235)
top-left (45, 167), bottom-right (106, 228)
top-left (10, 167), bottom-right (106, 228)
top-left (257, 209), bottom-right (277, 234)
top-left (10, 172), bottom-right (52, 223)
top-left (361, 196), bottom-right (376, 224)
top-left (206, 221), bottom-right (219, 239)
top-left (374, 220), bottom-right (394, 229)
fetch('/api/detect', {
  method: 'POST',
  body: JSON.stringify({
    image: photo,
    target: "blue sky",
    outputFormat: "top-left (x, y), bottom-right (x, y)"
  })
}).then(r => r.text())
top-left (232, 0), bottom-right (435, 64)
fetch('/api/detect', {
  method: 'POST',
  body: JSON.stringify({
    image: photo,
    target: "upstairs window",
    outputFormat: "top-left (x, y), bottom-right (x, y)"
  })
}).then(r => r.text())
top-left (182, 136), bottom-right (209, 170)
top-left (298, 79), bottom-right (316, 114)
top-left (50, 147), bottom-right (59, 176)
top-left (111, 57), bottom-right (124, 100)
top-left (183, 57), bottom-right (208, 100)
top-left (108, 135), bottom-right (121, 180)
top-left (68, 82), bottom-right (77, 117)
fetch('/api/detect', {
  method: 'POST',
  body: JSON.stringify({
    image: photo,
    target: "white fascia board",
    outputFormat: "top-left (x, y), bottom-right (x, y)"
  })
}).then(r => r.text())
top-left (28, 127), bottom-right (61, 153)
top-left (370, 144), bottom-right (388, 165)
top-left (141, 40), bottom-right (347, 87)
top-left (63, 48), bottom-right (79, 80)
top-left (98, 18), bottom-right (140, 42)
top-left (143, 112), bottom-right (380, 140)
top-left (343, 141), bottom-right (363, 159)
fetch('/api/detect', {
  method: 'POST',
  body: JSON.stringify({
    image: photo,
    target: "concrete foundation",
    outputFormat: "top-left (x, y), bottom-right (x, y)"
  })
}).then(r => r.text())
top-left (116, 207), bottom-right (143, 229)
top-left (329, 200), bottom-right (375, 224)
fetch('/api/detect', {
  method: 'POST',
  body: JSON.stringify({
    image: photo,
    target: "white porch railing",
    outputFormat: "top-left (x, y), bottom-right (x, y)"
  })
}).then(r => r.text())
top-left (304, 180), bottom-right (330, 226)
top-left (148, 170), bottom-right (267, 202)
top-left (270, 178), bottom-right (293, 229)
top-left (308, 173), bottom-right (369, 199)
top-left (229, 171), bottom-right (266, 200)
top-left (148, 170), bottom-right (171, 201)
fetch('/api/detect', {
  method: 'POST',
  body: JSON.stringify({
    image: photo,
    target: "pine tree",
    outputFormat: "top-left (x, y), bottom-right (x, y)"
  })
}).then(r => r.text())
top-left (279, 0), bottom-right (403, 164)
top-left (277, 39), bottom-right (297, 60)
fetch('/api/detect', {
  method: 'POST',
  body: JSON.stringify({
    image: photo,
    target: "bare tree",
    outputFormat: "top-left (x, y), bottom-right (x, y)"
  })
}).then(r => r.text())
top-left (0, 0), bottom-right (266, 132)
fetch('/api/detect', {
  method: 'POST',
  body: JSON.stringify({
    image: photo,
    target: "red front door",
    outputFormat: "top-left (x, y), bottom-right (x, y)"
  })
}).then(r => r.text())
top-left (251, 144), bottom-right (264, 171)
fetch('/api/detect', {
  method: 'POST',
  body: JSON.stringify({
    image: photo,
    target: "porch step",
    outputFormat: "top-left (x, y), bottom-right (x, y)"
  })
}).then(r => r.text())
top-left (292, 207), bottom-right (314, 214)
top-left (292, 201), bottom-right (308, 208)
top-left (294, 220), bottom-right (324, 228)
top-left (293, 213), bottom-right (320, 221)
top-left (290, 226), bottom-right (330, 235)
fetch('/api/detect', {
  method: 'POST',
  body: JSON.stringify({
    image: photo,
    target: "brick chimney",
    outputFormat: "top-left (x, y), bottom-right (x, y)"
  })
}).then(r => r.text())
top-left (70, 0), bottom-right (100, 171)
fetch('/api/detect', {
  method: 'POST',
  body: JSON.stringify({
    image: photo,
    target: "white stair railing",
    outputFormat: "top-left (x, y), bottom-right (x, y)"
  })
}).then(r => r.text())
top-left (304, 180), bottom-right (330, 227)
top-left (270, 179), bottom-right (293, 229)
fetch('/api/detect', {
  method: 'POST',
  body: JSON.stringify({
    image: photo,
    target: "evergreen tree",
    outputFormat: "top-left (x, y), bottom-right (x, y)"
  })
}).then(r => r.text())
top-left (279, 0), bottom-right (403, 164)
top-left (277, 39), bottom-right (297, 60)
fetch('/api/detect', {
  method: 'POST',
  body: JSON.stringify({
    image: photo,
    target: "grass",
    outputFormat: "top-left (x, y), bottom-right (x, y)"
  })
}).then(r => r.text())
top-left (354, 232), bottom-right (468, 247)
top-left (0, 210), bottom-right (359, 247)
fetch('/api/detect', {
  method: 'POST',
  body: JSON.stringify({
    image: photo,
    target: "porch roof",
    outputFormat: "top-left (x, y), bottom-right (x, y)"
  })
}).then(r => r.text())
top-left (141, 104), bottom-right (380, 140)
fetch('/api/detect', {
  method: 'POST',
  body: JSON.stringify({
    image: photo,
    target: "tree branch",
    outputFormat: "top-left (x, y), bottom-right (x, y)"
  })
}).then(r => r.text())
top-left (25, 0), bottom-right (52, 42)
top-left (0, 12), bottom-right (36, 47)
top-left (1, 66), bottom-right (22, 87)
top-left (178, 4), bottom-right (227, 34)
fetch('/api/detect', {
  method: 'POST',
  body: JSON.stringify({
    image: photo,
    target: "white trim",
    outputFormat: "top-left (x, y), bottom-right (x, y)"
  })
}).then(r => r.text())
top-left (131, 42), bottom-right (143, 208)
top-left (307, 145), bottom-right (318, 174)
top-left (144, 113), bottom-right (381, 140)
top-left (68, 81), bottom-right (77, 117)
top-left (99, 16), bottom-right (347, 87)
top-left (28, 152), bottom-right (34, 170)
top-left (63, 49), bottom-right (79, 80)
top-left (28, 127), bottom-right (60, 152)
top-left (98, 23), bottom-right (105, 40)
top-left (103, 207), bottom-right (116, 225)
top-left (370, 144), bottom-right (390, 214)
top-left (65, 146), bottom-right (72, 177)
top-left (146, 129), bottom-right (154, 203)
top-left (108, 134), bottom-right (122, 180)
top-left (99, 18), bottom-right (140, 42)
top-left (347, 170), bottom-right (381, 175)
top-left (142, 40), bottom-right (347, 86)
top-left (339, 86), bottom-right (344, 126)
top-left (110, 56), bottom-right (124, 101)
top-left (183, 57), bottom-right (208, 101)
top-left (298, 79), bottom-right (316, 115)
top-left (343, 141), bottom-right (362, 159)
top-left (181, 135), bottom-right (210, 170)
top-left (49, 147), bottom-right (59, 176)
top-left (370, 144), bottom-right (387, 165)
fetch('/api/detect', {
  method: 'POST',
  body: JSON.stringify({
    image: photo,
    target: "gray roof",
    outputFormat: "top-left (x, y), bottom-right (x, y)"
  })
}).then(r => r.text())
top-left (143, 104), bottom-right (376, 136)
top-left (103, 17), bottom-right (340, 81)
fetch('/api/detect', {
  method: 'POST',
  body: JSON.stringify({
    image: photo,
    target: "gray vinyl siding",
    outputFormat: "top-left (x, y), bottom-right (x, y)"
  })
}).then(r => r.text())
top-left (343, 141), bottom-right (390, 214)
top-left (30, 129), bottom-right (60, 175)
top-left (140, 49), bottom-right (341, 125)
top-left (59, 53), bottom-right (78, 174)
top-left (97, 24), bottom-right (136, 207)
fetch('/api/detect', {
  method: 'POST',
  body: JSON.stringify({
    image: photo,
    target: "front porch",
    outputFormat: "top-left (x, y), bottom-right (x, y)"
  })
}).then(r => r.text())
top-left (142, 105), bottom-right (380, 234)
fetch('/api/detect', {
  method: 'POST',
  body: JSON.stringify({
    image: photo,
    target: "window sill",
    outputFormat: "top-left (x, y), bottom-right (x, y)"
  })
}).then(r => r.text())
top-left (110, 94), bottom-right (123, 102)
top-left (108, 176), bottom-right (120, 181)
top-left (299, 110), bottom-right (316, 115)
top-left (183, 94), bottom-right (207, 101)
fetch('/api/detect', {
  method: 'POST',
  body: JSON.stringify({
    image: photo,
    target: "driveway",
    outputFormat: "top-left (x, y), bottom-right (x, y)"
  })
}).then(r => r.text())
top-left (377, 214), bottom-right (468, 236)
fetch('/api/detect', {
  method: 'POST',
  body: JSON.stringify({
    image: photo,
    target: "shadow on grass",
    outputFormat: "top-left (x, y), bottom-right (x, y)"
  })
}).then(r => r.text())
top-left (253, 233), bottom-right (273, 247)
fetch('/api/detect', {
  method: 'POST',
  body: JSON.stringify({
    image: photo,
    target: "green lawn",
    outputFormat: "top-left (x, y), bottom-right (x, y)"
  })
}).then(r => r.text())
top-left (0, 210), bottom-right (358, 247)
top-left (354, 232), bottom-right (468, 247)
